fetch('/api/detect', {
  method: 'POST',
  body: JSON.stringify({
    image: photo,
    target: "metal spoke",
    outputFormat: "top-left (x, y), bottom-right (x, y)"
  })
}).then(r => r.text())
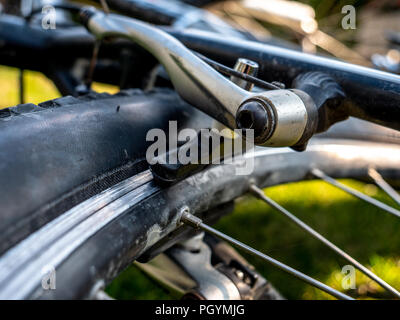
top-left (368, 167), bottom-right (400, 207)
top-left (180, 210), bottom-right (353, 300)
top-left (249, 184), bottom-right (400, 299)
top-left (311, 168), bottom-right (400, 219)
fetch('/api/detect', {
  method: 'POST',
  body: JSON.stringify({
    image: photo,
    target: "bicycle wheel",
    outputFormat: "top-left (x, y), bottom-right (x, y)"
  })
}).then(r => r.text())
top-left (0, 86), bottom-right (398, 299)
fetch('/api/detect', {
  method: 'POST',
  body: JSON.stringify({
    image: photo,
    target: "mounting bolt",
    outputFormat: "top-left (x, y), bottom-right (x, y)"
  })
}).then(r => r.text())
top-left (230, 58), bottom-right (259, 91)
top-left (179, 207), bottom-right (203, 229)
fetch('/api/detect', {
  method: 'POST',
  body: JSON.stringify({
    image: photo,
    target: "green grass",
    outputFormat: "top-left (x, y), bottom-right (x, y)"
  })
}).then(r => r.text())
top-left (0, 65), bottom-right (118, 108)
top-left (1, 65), bottom-right (399, 300)
top-left (0, 66), bottom-right (60, 108)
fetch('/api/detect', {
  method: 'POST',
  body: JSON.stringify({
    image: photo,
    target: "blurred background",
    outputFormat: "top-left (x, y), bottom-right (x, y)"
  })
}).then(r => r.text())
top-left (1, 0), bottom-right (400, 299)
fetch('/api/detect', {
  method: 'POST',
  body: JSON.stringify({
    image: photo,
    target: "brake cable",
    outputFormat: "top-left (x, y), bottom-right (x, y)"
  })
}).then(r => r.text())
top-left (193, 52), bottom-right (282, 91)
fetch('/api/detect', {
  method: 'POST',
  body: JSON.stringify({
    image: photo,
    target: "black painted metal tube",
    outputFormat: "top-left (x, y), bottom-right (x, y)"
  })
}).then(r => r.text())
top-left (171, 30), bottom-right (400, 131)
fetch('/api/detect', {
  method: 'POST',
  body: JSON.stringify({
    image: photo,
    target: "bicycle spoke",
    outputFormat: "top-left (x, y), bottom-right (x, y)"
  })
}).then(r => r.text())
top-left (180, 210), bottom-right (353, 300)
top-left (368, 167), bottom-right (400, 207)
top-left (311, 168), bottom-right (400, 219)
top-left (249, 184), bottom-right (400, 299)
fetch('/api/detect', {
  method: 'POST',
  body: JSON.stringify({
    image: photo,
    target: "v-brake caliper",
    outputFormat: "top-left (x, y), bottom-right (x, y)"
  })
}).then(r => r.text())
top-left (80, 7), bottom-right (344, 183)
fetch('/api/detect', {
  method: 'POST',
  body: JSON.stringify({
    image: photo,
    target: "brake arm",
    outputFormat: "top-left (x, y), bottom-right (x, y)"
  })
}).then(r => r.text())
top-left (81, 7), bottom-right (247, 129)
top-left (80, 7), bottom-right (319, 148)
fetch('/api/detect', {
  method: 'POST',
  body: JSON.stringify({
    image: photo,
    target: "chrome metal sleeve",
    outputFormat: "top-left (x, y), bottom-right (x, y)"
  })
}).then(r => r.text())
top-left (237, 90), bottom-right (310, 147)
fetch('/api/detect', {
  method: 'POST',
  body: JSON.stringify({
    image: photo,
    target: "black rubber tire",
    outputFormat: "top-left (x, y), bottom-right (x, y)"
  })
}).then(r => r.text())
top-left (0, 88), bottom-right (211, 255)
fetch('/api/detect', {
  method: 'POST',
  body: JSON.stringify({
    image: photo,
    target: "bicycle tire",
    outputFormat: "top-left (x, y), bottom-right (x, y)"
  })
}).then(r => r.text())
top-left (0, 88), bottom-right (211, 255)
